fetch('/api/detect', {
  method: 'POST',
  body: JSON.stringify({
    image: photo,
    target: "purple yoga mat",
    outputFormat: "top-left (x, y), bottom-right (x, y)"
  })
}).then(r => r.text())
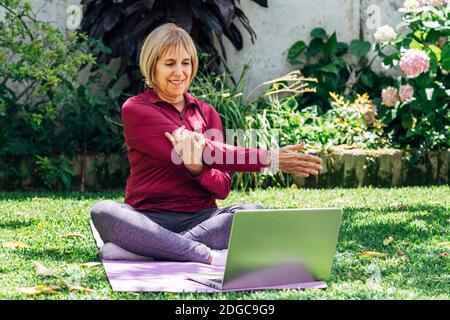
top-left (90, 221), bottom-right (327, 292)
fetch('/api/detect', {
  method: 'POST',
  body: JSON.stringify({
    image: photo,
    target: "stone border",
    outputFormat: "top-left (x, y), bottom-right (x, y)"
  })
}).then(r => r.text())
top-left (2, 147), bottom-right (449, 190)
top-left (293, 146), bottom-right (449, 188)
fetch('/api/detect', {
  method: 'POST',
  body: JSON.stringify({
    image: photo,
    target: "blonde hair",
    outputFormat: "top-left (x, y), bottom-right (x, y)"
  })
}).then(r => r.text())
top-left (139, 23), bottom-right (198, 90)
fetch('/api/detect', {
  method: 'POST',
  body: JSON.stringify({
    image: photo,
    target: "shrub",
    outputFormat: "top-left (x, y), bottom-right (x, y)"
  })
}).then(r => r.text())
top-left (373, 0), bottom-right (450, 150)
top-left (0, 0), bottom-right (123, 190)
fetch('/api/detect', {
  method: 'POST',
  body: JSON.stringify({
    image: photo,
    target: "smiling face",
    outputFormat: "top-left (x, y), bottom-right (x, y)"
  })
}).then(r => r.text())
top-left (154, 45), bottom-right (192, 104)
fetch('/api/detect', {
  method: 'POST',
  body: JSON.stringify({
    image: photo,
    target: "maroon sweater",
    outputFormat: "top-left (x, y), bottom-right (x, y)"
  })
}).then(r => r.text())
top-left (121, 88), bottom-right (269, 213)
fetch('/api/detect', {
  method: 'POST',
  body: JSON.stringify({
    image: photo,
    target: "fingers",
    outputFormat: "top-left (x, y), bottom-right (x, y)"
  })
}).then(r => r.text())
top-left (281, 159), bottom-right (323, 171)
top-left (173, 125), bottom-right (186, 142)
top-left (280, 151), bottom-right (322, 165)
top-left (281, 166), bottom-right (318, 176)
top-left (164, 132), bottom-right (176, 147)
top-left (282, 143), bottom-right (305, 152)
top-left (165, 131), bottom-right (183, 156)
top-left (281, 167), bottom-right (310, 177)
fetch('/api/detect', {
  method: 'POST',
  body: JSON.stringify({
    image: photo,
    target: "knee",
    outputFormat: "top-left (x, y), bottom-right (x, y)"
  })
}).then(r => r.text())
top-left (234, 203), bottom-right (265, 211)
top-left (90, 200), bottom-right (122, 223)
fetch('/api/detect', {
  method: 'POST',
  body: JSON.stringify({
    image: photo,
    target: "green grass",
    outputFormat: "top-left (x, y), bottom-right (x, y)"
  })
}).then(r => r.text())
top-left (0, 186), bottom-right (449, 300)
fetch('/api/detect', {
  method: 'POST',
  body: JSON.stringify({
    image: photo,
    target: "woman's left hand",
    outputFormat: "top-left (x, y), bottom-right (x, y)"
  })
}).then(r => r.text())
top-left (165, 126), bottom-right (205, 175)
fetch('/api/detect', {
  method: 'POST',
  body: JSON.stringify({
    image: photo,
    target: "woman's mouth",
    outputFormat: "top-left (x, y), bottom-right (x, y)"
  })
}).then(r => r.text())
top-left (169, 80), bottom-right (184, 86)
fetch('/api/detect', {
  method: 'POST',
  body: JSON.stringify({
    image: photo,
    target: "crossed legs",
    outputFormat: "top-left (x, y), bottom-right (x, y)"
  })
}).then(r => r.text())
top-left (90, 200), bottom-right (264, 263)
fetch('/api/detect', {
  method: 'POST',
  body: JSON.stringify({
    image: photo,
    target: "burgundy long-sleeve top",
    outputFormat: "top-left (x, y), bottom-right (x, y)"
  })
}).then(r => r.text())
top-left (121, 87), bottom-right (269, 213)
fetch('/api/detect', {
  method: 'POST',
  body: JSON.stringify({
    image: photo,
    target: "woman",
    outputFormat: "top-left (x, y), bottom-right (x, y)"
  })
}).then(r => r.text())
top-left (90, 23), bottom-right (323, 266)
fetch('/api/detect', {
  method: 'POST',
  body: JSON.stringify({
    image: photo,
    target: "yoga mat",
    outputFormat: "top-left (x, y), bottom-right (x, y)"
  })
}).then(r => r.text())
top-left (89, 221), bottom-right (327, 292)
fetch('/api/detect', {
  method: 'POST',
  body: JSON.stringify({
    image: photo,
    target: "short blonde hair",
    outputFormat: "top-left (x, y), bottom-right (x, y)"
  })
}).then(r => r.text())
top-left (139, 23), bottom-right (198, 90)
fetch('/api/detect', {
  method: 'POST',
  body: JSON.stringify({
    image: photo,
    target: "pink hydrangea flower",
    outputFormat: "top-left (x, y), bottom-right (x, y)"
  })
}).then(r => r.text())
top-left (429, 0), bottom-right (447, 6)
top-left (399, 49), bottom-right (430, 78)
top-left (417, 0), bottom-right (447, 6)
top-left (399, 84), bottom-right (414, 101)
top-left (382, 87), bottom-right (399, 107)
top-left (374, 25), bottom-right (397, 43)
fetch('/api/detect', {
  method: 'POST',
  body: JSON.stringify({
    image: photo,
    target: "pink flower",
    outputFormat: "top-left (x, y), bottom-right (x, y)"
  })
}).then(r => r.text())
top-left (382, 87), bottom-right (399, 107)
top-left (399, 49), bottom-right (430, 78)
top-left (364, 105), bottom-right (378, 126)
top-left (374, 25), bottom-right (397, 43)
top-left (417, 0), bottom-right (447, 6)
top-left (399, 84), bottom-right (414, 101)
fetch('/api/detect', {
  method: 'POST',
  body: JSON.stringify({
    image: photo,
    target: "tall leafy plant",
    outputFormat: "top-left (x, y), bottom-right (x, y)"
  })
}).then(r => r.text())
top-left (80, 0), bottom-right (268, 97)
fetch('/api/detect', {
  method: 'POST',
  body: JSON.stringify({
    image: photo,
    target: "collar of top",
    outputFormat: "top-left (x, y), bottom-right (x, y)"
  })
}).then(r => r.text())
top-left (144, 87), bottom-right (197, 108)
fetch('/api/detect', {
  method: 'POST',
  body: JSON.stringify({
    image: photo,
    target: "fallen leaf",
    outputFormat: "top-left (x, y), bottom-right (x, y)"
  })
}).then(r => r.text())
top-left (33, 261), bottom-right (54, 277)
top-left (395, 249), bottom-right (409, 261)
top-left (400, 241), bottom-right (410, 246)
top-left (359, 250), bottom-right (387, 258)
top-left (391, 203), bottom-right (408, 210)
top-left (80, 262), bottom-right (101, 269)
top-left (439, 252), bottom-right (448, 258)
top-left (18, 287), bottom-right (41, 295)
top-left (18, 285), bottom-right (60, 295)
top-left (3, 241), bottom-right (29, 249)
top-left (38, 286), bottom-right (60, 294)
top-left (69, 285), bottom-right (95, 293)
top-left (381, 213), bottom-right (402, 221)
top-left (334, 198), bottom-right (350, 204)
top-left (427, 201), bottom-right (441, 205)
top-left (383, 236), bottom-right (394, 246)
top-left (61, 233), bottom-right (85, 239)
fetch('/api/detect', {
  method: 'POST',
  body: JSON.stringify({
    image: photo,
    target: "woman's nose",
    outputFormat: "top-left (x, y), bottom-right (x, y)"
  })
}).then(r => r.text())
top-left (174, 63), bottom-right (183, 75)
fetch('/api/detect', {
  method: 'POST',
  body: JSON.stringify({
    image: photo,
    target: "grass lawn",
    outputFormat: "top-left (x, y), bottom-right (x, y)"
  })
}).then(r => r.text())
top-left (0, 186), bottom-right (448, 300)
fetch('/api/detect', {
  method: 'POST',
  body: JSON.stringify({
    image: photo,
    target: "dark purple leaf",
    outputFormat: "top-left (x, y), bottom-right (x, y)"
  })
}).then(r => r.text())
top-left (234, 7), bottom-right (256, 43)
top-left (250, 0), bottom-right (268, 7)
top-left (102, 6), bottom-right (122, 33)
top-left (175, 1), bottom-right (193, 33)
top-left (122, 1), bottom-right (146, 17)
top-left (224, 22), bottom-right (242, 50)
top-left (212, 0), bottom-right (234, 26)
top-left (143, 0), bottom-right (155, 10)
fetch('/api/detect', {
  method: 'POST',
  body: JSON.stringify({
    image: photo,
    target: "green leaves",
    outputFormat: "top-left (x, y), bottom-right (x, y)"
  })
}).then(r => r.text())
top-left (288, 41), bottom-right (306, 60)
top-left (324, 32), bottom-right (338, 57)
top-left (307, 38), bottom-right (325, 57)
top-left (441, 43), bottom-right (450, 71)
top-left (310, 28), bottom-right (327, 40)
top-left (349, 40), bottom-right (371, 58)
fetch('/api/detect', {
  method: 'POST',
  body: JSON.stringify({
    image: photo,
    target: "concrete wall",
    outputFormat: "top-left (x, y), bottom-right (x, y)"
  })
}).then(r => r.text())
top-left (14, 0), bottom-right (406, 92)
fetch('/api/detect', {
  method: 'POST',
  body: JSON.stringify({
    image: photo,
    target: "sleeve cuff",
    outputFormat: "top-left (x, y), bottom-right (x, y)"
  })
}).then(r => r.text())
top-left (186, 164), bottom-right (212, 181)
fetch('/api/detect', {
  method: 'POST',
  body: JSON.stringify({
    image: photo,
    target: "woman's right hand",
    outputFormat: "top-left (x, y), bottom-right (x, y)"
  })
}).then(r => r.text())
top-left (270, 143), bottom-right (323, 177)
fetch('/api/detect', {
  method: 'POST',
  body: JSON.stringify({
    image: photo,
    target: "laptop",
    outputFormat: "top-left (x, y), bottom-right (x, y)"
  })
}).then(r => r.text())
top-left (186, 208), bottom-right (342, 290)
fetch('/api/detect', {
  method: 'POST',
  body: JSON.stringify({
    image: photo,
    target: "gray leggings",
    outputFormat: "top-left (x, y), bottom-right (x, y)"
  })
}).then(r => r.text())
top-left (90, 201), bottom-right (264, 264)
